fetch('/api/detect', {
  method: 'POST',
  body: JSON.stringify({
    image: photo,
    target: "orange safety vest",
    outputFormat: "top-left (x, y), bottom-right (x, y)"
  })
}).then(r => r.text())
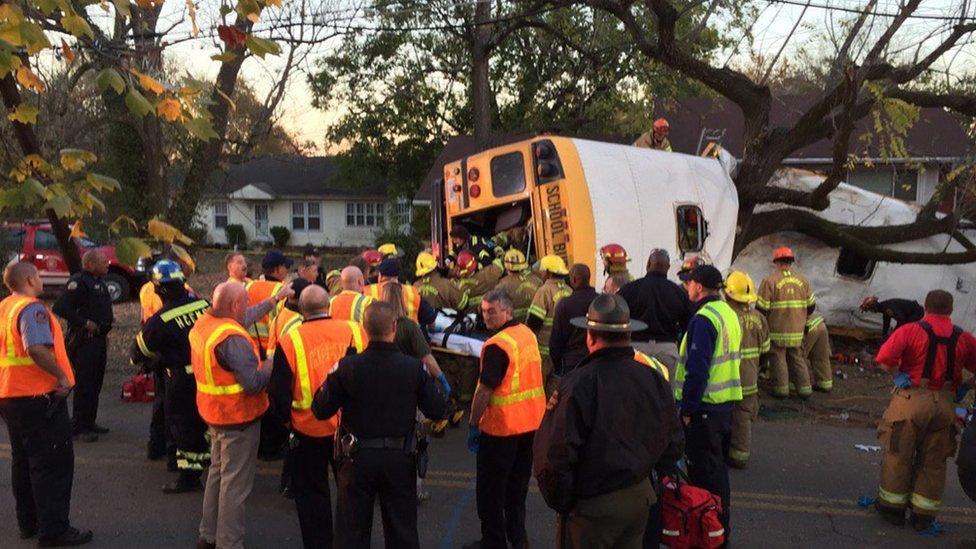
top-left (267, 307), bottom-right (303, 359)
top-left (329, 291), bottom-right (374, 323)
top-left (0, 295), bottom-right (74, 398)
top-left (189, 313), bottom-right (268, 426)
top-left (634, 350), bottom-right (671, 382)
top-left (278, 318), bottom-right (366, 437)
top-left (244, 280), bottom-right (283, 348)
top-left (139, 281), bottom-right (196, 324)
top-left (478, 324), bottom-right (545, 437)
top-left (364, 281), bottom-right (421, 322)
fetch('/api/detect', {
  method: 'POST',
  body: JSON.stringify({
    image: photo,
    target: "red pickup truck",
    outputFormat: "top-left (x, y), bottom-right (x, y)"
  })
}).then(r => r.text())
top-left (2, 221), bottom-right (144, 302)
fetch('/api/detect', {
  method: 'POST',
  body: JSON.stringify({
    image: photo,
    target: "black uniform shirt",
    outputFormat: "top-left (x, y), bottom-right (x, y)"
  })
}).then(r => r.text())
top-left (312, 341), bottom-right (448, 438)
top-left (533, 346), bottom-right (684, 514)
top-left (548, 285), bottom-right (598, 373)
top-left (130, 295), bottom-right (210, 374)
top-left (617, 272), bottom-right (692, 343)
top-left (53, 270), bottom-right (114, 337)
top-left (879, 298), bottom-right (925, 338)
top-left (479, 319), bottom-right (521, 389)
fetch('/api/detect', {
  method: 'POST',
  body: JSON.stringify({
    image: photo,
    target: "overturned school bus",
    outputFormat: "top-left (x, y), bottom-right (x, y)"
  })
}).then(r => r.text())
top-left (430, 136), bottom-right (740, 282)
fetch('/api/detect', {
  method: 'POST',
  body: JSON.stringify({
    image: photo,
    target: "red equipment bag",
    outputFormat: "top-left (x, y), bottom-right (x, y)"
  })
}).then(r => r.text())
top-left (660, 474), bottom-right (725, 548)
top-left (121, 373), bottom-right (155, 403)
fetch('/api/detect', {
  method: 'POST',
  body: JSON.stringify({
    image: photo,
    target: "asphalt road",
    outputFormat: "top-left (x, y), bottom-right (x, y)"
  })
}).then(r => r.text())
top-left (1, 376), bottom-right (975, 548)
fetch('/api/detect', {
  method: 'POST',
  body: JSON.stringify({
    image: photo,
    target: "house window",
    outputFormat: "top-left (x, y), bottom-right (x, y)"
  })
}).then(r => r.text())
top-left (392, 202), bottom-right (412, 225)
top-left (292, 201), bottom-right (322, 231)
top-left (836, 247), bottom-right (876, 280)
top-left (346, 202), bottom-right (386, 227)
top-left (213, 201), bottom-right (228, 229)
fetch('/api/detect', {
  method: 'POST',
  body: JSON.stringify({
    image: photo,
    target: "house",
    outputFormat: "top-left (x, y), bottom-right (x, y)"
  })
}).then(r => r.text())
top-left (196, 155), bottom-right (411, 248)
top-left (656, 96), bottom-right (974, 210)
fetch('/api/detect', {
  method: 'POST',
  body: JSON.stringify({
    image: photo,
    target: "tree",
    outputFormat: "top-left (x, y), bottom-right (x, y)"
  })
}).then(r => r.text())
top-left (559, 0), bottom-right (976, 264)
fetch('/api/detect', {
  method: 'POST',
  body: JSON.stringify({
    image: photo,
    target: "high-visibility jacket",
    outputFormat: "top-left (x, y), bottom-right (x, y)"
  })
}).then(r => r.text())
top-left (266, 307), bottom-right (303, 360)
top-left (729, 302), bottom-right (770, 397)
top-left (478, 323), bottom-right (545, 436)
top-left (278, 319), bottom-right (366, 437)
top-left (494, 271), bottom-right (543, 321)
top-left (757, 268), bottom-right (815, 348)
top-left (0, 295), bottom-right (74, 398)
top-left (634, 350), bottom-right (670, 382)
top-left (329, 291), bottom-right (374, 323)
top-left (527, 278), bottom-right (571, 357)
top-left (413, 273), bottom-right (462, 311)
top-left (244, 279), bottom-right (283, 349)
top-left (190, 313), bottom-right (268, 426)
top-left (675, 300), bottom-right (743, 405)
top-left (139, 281), bottom-right (196, 324)
top-left (364, 281), bottom-right (421, 322)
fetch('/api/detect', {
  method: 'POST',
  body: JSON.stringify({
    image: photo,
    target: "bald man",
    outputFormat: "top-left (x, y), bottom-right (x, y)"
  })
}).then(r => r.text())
top-left (330, 266), bottom-right (374, 323)
top-left (0, 262), bottom-right (93, 546)
top-left (269, 284), bottom-right (367, 548)
top-left (53, 250), bottom-right (114, 441)
top-left (549, 264), bottom-right (599, 374)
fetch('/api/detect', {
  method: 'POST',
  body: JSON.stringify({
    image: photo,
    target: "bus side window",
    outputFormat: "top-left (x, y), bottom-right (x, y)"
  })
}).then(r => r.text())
top-left (676, 205), bottom-right (706, 254)
top-left (490, 152), bottom-right (527, 197)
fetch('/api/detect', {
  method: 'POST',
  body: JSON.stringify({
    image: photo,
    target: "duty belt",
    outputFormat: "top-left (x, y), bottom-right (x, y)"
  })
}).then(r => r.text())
top-left (355, 436), bottom-right (407, 450)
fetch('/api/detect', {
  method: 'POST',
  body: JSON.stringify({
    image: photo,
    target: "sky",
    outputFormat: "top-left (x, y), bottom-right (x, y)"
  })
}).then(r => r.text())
top-left (81, 0), bottom-right (976, 155)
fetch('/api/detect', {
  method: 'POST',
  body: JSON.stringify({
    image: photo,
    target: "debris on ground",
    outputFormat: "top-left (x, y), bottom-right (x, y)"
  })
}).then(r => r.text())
top-left (857, 495), bottom-right (877, 507)
top-left (854, 444), bottom-right (882, 452)
top-left (918, 520), bottom-right (945, 537)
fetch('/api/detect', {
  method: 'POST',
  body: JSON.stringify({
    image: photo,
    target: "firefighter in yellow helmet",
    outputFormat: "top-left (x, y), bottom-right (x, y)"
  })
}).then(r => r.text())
top-left (724, 271), bottom-right (770, 469)
top-left (526, 255), bottom-right (572, 394)
top-left (413, 251), bottom-right (463, 311)
top-left (378, 243), bottom-right (399, 258)
top-left (494, 249), bottom-right (542, 321)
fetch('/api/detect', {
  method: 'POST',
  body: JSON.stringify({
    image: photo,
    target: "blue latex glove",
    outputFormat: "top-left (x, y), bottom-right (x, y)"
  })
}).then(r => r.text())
top-left (956, 383), bottom-right (972, 403)
top-left (467, 425), bottom-right (480, 454)
top-left (437, 374), bottom-right (452, 397)
top-left (893, 372), bottom-right (912, 389)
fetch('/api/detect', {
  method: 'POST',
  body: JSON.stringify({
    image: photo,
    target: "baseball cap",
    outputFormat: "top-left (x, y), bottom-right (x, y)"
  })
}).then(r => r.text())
top-left (262, 249), bottom-right (294, 270)
top-left (378, 258), bottom-right (400, 277)
top-left (681, 264), bottom-right (724, 289)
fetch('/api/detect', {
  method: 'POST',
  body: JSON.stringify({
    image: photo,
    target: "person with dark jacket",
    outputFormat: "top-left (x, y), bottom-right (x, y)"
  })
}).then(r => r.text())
top-left (313, 302), bottom-right (449, 548)
top-left (549, 264), bottom-right (598, 374)
top-left (618, 249), bottom-right (693, 378)
top-left (861, 296), bottom-right (925, 340)
top-left (534, 294), bottom-right (683, 548)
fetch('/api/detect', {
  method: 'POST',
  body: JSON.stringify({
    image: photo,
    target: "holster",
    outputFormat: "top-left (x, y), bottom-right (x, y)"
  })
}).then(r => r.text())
top-left (416, 435), bottom-right (429, 478)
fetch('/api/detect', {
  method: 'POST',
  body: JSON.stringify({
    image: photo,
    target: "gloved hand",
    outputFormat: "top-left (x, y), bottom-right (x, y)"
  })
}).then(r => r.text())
top-left (893, 372), bottom-right (912, 389)
top-left (467, 425), bottom-right (480, 454)
top-left (956, 381), bottom-right (972, 403)
top-left (437, 374), bottom-right (452, 397)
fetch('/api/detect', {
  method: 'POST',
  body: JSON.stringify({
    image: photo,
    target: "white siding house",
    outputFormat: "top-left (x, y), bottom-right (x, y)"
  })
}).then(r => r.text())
top-left (195, 156), bottom-right (411, 248)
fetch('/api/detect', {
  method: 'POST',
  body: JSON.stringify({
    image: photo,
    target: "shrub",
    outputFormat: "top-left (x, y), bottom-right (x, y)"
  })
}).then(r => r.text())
top-left (270, 226), bottom-right (291, 249)
top-left (224, 224), bottom-right (247, 249)
top-left (374, 226), bottom-right (424, 281)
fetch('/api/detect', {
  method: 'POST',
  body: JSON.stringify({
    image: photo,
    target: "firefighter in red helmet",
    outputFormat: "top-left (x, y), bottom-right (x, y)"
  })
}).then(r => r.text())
top-left (599, 243), bottom-right (633, 282)
top-left (634, 118), bottom-right (672, 152)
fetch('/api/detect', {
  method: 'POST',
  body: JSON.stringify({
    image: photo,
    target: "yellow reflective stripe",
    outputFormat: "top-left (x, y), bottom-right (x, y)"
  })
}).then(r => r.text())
top-left (160, 300), bottom-right (210, 322)
top-left (352, 294), bottom-right (367, 322)
top-left (527, 304), bottom-right (546, 319)
top-left (495, 331), bottom-right (521, 391)
top-left (490, 386), bottom-right (544, 406)
top-left (765, 300), bottom-right (810, 309)
top-left (755, 297), bottom-right (771, 309)
top-left (289, 330), bottom-right (313, 410)
top-left (136, 332), bottom-right (158, 359)
top-left (281, 315), bottom-right (303, 337)
top-left (196, 382), bottom-right (244, 395)
top-left (911, 493), bottom-right (940, 512)
top-left (403, 286), bottom-right (418, 319)
top-left (806, 316), bottom-right (825, 330)
top-left (0, 357), bottom-right (36, 367)
top-left (184, 365), bottom-right (193, 374)
top-left (5, 296), bottom-right (31, 360)
top-left (879, 487), bottom-right (909, 505)
top-left (198, 323), bottom-right (249, 396)
top-left (740, 347), bottom-right (761, 359)
top-left (347, 322), bottom-right (364, 352)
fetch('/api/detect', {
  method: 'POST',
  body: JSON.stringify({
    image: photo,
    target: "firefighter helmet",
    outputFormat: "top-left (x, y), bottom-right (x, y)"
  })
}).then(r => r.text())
top-left (152, 259), bottom-right (185, 284)
top-left (600, 243), bottom-right (630, 266)
top-left (378, 243), bottom-right (399, 257)
top-left (416, 252), bottom-right (438, 277)
top-left (540, 255), bottom-right (569, 275)
top-left (503, 249), bottom-right (528, 272)
top-left (773, 246), bottom-right (795, 262)
top-left (724, 271), bottom-right (757, 304)
top-left (653, 118), bottom-right (670, 130)
top-left (456, 250), bottom-right (478, 277)
top-left (361, 249), bottom-right (384, 267)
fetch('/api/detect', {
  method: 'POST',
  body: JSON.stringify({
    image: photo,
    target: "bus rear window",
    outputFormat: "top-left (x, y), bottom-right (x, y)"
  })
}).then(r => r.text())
top-left (491, 152), bottom-right (526, 197)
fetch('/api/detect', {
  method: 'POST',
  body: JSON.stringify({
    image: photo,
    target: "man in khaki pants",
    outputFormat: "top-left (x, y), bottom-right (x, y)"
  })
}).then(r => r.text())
top-left (873, 290), bottom-right (976, 531)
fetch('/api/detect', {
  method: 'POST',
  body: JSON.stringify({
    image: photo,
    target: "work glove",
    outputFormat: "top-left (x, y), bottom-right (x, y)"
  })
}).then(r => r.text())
top-left (893, 372), bottom-right (912, 389)
top-left (467, 425), bottom-right (480, 454)
top-left (437, 374), bottom-right (452, 397)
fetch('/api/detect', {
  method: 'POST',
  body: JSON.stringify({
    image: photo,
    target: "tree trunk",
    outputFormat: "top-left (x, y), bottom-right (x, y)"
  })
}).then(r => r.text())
top-left (0, 73), bottom-right (81, 273)
top-left (471, 0), bottom-right (492, 149)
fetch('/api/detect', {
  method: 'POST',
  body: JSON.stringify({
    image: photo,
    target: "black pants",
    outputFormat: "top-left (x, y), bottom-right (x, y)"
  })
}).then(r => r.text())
top-left (68, 334), bottom-right (106, 431)
top-left (291, 433), bottom-right (335, 549)
top-left (166, 371), bottom-right (209, 482)
top-left (259, 411), bottom-right (289, 459)
top-left (336, 448), bottom-right (417, 549)
top-left (476, 431), bottom-right (534, 549)
top-left (684, 411), bottom-right (732, 535)
top-left (0, 395), bottom-right (74, 539)
top-left (148, 366), bottom-right (174, 460)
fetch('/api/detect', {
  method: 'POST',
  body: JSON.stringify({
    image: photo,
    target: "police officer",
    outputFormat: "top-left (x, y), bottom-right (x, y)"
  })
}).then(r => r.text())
top-left (53, 250), bottom-right (113, 442)
top-left (130, 260), bottom-right (212, 493)
top-left (0, 262), bottom-right (93, 546)
top-left (313, 301), bottom-right (448, 548)
top-left (270, 285), bottom-right (366, 548)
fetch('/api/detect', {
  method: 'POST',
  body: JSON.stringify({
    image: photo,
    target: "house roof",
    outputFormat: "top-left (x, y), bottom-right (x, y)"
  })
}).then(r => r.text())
top-left (210, 155), bottom-right (388, 199)
top-left (655, 96), bottom-right (974, 161)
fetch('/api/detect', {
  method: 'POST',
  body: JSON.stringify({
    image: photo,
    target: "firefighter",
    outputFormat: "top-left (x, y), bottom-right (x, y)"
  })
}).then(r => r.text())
top-left (452, 250), bottom-right (482, 314)
top-left (676, 254), bottom-right (703, 287)
top-left (599, 243), bottom-right (632, 281)
top-left (364, 259), bottom-right (436, 326)
top-left (802, 313), bottom-right (833, 393)
top-left (378, 242), bottom-right (400, 258)
top-left (330, 266), bottom-right (374, 323)
top-left (633, 118), bottom-right (673, 152)
top-left (130, 260), bottom-right (212, 493)
top-left (494, 249), bottom-right (542, 321)
top-left (448, 225), bottom-right (492, 267)
top-left (360, 249), bottom-right (384, 285)
top-left (269, 285), bottom-right (366, 548)
top-left (873, 290), bottom-right (976, 530)
top-left (0, 262), bottom-right (92, 546)
top-left (724, 271), bottom-right (770, 469)
top-left (757, 246), bottom-right (816, 399)
top-left (526, 255), bottom-right (572, 393)
top-left (414, 251), bottom-right (463, 311)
